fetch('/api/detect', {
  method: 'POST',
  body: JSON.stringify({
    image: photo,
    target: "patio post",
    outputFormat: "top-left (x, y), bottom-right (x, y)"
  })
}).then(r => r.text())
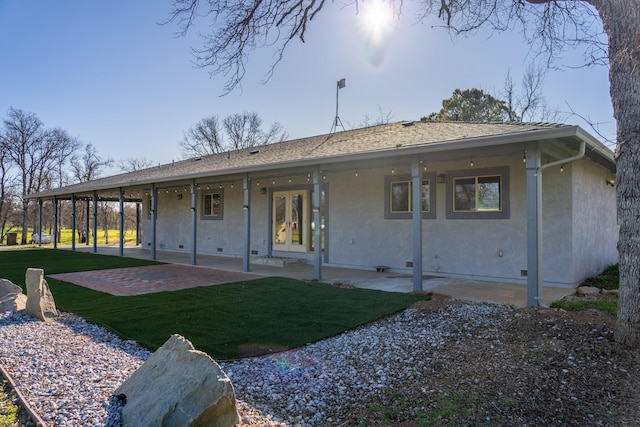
top-left (37, 199), bottom-right (43, 246)
top-left (151, 184), bottom-right (157, 260)
top-left (92, 191), bottom-right (98, 253)
top-left (313, 166), bottom-right (322, 281)
top-left (190, 179), bottom-right (197, 265)
top-left (242, 174), bottom-right (251, 272)
top-left (53, 196), bottom-right (58, 249)
top-left (119, 188), bottom-right (124, 257)
top-left (526, 141), bottom-right (543, 307)
top-left (71, 194), bottom-right (76, 251)
top-left (411, 160), bottom-right (423, 292)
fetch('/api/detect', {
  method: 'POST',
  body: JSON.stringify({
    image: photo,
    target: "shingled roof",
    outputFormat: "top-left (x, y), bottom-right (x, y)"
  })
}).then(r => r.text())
top-left (31, 120), bottom-right (613, 199)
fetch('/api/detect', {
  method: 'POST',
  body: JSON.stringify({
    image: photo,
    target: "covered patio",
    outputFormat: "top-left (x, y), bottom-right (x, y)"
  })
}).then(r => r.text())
top-left (57, 245), bottom-right (573, 307)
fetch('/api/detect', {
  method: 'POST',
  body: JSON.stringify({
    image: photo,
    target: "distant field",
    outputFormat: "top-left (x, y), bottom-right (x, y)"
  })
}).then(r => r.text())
top-left (3, 228), bottom-right (138, 246)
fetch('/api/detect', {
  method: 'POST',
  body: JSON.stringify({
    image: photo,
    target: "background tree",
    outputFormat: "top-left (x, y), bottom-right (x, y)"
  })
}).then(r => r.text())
top-left (0, 108), bottom-right (78, 244)
top-left (0, 148), bottom-right (19, 244)
top-left (166, 0), bottom-right (640, 348)
top-left (358, 105), bottom-right (395, 127)
top-left (118, 157), bottom-right (154, 173)
top-left (179, 115), bottom-right (225, 158)
top-left (503, 65), bottom-right (560, 122)
top-left (422, 88), bottom-right (510, 122)
top-left (180, 111), bottom-right (287, 158)
top-left (70, 143), bottom-right (113, 243)
top-left (223, 112), bottom-right (287, 150)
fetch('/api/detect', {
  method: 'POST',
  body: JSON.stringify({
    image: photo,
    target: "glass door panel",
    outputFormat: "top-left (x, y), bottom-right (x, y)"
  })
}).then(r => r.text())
top-left (273, 194), bottom-right (287, 246)
top-left (272, 190), bottom-right (308, 252)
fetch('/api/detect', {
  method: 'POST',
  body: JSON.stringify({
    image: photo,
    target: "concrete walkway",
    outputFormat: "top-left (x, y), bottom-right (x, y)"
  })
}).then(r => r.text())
top-left (59, 245), bottom-right (573, 307)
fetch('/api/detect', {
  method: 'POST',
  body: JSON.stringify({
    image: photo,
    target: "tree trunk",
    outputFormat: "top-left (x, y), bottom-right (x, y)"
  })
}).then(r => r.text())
top-left (597, 0), bottom-right (640, 347)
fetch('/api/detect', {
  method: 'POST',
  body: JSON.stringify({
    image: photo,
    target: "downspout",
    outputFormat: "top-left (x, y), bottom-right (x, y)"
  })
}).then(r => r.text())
top-left (540, 141), bottom-right (586, 173)
top-left (532, 140), bottom-right (585, 307)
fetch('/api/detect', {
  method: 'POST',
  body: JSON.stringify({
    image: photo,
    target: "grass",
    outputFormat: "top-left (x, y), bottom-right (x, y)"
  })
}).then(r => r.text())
top-left (0, 249), bottom-right (430, 360)
top-left (361, 392), bottom-right (486, 427)
top-left (550, 264), bottom-right (619, 315)
top-left (0, 381), bottom-right (22, 427)
top-left (550, 299), bottom-right (618, 316)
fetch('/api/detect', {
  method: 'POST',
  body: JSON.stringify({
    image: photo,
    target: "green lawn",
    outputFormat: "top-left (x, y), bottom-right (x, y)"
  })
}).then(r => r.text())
top-left (0, 249), bottom-right (430, 360)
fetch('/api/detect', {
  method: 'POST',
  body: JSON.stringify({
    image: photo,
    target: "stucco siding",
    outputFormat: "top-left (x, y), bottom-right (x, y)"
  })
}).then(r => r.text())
top-left (540, 165), bottom-right (575, 286)
top-left (571, 159), bottom-right (618, 282)
top-left (137, 152), bottom-right (615, 288)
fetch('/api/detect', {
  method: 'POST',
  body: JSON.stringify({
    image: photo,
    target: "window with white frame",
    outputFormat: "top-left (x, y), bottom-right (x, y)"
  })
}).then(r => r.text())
top-left (201, 191), bottom-right (223, 220)
top-left (385, 172), bottom-right (436, 219)
top-left (446, 167), bottom-right (509, 219)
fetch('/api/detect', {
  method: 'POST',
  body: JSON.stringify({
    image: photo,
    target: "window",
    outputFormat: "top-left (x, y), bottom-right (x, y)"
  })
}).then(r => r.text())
top-left (201, 191), bottom-right (223, 220)
top-left (385, 172), bottom-right (436, 219)
top-left (446, 167), bottom-right (509, 219)
top-left (454, 175), bottom-right (501, 212)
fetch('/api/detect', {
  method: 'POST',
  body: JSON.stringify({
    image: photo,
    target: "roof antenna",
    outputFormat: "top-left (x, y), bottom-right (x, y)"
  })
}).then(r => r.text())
top-left (329, 78), bottom-right (346, 134)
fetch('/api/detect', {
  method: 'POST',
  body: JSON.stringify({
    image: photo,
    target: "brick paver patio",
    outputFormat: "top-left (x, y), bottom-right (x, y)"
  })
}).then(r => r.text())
top-left (49, 264), bottom-right (264, 296)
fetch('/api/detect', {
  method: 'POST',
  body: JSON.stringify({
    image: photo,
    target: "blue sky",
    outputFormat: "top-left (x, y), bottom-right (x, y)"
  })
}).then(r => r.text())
top-left (0, 1), bottom-right (614, 171)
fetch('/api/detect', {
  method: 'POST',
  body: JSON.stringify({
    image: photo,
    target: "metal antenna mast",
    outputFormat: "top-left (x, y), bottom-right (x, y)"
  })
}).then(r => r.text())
top-left (330, 78), bottom-right (346, 134)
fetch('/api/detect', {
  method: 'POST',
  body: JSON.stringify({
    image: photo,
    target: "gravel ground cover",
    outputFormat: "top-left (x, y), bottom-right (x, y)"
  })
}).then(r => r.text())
top-left (1, 294), bottom-right (639, 426)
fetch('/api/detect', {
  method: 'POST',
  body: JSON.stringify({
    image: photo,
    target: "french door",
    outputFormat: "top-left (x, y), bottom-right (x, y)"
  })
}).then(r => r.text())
top-left (273, 190), bottom-right (308, 252)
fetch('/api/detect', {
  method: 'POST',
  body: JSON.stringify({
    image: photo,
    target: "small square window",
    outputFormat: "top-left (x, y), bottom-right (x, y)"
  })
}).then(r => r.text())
top-left (446, 167), bottom-right (509, 219)
top-left (454, 175), bottom-right (502, 212)
top-left (385, 172), bottom-right (436, 219)
top-left (202, 191), bottom-right (223, 220)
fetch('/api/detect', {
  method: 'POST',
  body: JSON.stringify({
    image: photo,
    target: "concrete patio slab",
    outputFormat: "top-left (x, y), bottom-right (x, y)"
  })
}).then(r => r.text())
top-left (53, 245), bottom-right (575, 306)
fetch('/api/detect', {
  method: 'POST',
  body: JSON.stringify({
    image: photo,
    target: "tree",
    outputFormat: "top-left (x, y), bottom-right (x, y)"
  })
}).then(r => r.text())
top-left (358, 105), bottom-right (395, 127)
top-left (180, 112), bottom-right (288, 158)
top-left (422, 88), bottom-right (510, 122)
top-left (179, 115), bottom-right (225, 158)
top-left (118, 157), bottom-right (154, 173)
top-left (0, 108), bottom-right (78, 244)
top-left (503, 65), bottom-right (561, 122)
top-left (70, 144), bottom-right (113, 243)
top-left (168, 1), bottom-right (638, 348)
top-left (70, 144), bottom-right (113, 183)
top-left (222, 112), bottom-right (287, 150)
top-left (0, 147), bottom-right (19, 244)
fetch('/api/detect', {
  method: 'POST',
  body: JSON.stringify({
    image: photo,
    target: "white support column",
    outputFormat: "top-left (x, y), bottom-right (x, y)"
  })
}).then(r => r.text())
top-left (53, 196), bottom-right (58, 249)
top-left (37, 199), bottom-right (43, 246)
top-left (526, 142), bottom-right (543, 307)
top-left (92, 192), bottom-right (98, 253)
top-left (412, 160), bottom-right (423, 292)
top-left (119, 189), bottom-right (124, 257)
top-left (151, 184), bottom-right (157, 260)
top-left (190, 179), bottom-right (197, 266)
top-left (71, 194), bottom-right (76, 251)
top-left (242, 175), bottom-right (251, 272)
top-left (85, 199), bottom-right (90, 246)
top-left (313, 167), bottom-right (323, 281)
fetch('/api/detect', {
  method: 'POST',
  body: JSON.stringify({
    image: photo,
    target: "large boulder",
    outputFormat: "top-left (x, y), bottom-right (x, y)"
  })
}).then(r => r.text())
top-left (25, 268), bottom-right (57, 321)
top-left (0, 278), bottom-right (26, 313)
top-left (114, 334), bottom-right (239, 427)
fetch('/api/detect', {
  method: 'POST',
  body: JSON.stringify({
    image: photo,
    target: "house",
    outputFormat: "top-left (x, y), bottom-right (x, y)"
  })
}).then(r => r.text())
top-left (29, 121), bottom-right (618, 306)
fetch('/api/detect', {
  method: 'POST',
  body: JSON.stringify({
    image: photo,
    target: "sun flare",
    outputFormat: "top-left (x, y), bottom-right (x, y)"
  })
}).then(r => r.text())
top-left (360, 0), bottom-right (394, 43)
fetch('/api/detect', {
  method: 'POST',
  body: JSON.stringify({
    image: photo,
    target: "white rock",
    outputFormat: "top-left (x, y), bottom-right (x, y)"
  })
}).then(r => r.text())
top-left (25, 268), bottom-right (57, 321)
top-left (0, 278), bottom-right (26, 312)
top-left (115, 334), bottom-right (239, 427)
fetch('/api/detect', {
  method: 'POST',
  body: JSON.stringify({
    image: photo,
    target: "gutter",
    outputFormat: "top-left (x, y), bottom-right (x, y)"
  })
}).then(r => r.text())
top-left (540, 140), bottom-right (586, 172)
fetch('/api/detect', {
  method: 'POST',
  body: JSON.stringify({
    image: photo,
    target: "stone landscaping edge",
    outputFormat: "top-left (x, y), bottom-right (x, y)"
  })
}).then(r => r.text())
top-left (0, 361), bottom-right (48, 427)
